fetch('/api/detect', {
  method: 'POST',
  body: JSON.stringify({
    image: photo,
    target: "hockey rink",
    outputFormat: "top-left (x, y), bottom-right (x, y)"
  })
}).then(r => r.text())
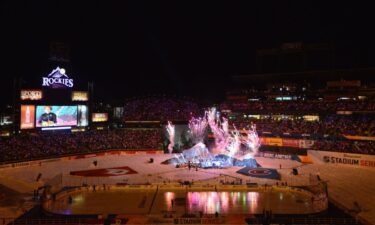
top-left (1, 154), bottom-right (374, 224)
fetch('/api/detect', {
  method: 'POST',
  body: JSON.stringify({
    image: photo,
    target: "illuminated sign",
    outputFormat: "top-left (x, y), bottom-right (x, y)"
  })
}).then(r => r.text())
top-left (42, 67), bottom-right (73, 88)
top-left (72, 91), bottom-right (89, 101)
top-left (0, 116), bottom-right (12, 126)
top-left (303, 115), bottom-right (319, 121)
top-left (337, 111), bottom-right (353, 115)
top-left (92, 113), bottom-right (108, 122)
top-left (20, 105), bottom-right (35, 129)
top-left (41, 126), bottom-right (72, 131)
top-left (20, 90), bottom-right (43, 100)
top-left (0, 131), bottom-right (10, 137)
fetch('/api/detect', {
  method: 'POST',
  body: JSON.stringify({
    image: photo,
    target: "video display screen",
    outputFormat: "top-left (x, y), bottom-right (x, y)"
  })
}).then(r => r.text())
top-left (113, 107), bottom-right (124, 119)
top-left (20, 105), bottom-right (35, 129)
top-left (77, 105), bottom-right (89, 126)
top-left (36, 106), bottom-right (77, 127)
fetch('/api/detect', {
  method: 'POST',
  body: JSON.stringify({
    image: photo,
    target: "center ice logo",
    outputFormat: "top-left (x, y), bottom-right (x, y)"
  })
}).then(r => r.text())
top-left (105, 168), bottom-right (130, 175)
top-left (70, 166), bottom-right (138, 177)
top-left (248, 168), bottom-right (272, 176)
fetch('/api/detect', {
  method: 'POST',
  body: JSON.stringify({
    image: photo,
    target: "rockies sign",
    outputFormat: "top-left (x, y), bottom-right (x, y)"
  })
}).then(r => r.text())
top-left (42, 67), bottom-right (74, 88)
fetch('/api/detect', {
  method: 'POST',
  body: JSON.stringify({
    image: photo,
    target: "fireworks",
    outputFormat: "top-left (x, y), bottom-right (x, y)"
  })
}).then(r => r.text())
top-left (243, 124), bottom-right (261, 159)
top-left (188, 116), bottom-right (208, 144)
top-left (188, 108), bottom-right (260, 161)
top-left (226, 127), bottom-right (241, 158)
top-left (169, 107), bottom-right (260, 167)
top-left (207, 108), bottom-right (230, 151)
top-left (166, 121), bottom-right (175, 154)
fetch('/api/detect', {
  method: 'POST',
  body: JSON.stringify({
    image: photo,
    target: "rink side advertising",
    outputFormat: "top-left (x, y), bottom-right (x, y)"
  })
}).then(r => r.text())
top-left (309, 150), bottom-right (375, 168)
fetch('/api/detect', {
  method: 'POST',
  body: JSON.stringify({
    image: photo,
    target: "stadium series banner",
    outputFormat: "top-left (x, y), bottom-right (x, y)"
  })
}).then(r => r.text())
top-left (308, 150), bottom-right (375, 168)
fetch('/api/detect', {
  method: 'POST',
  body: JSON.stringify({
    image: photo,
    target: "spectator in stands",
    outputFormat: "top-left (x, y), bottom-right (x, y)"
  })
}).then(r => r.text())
top-left (0, 129), bottom-right (162, 162)
top-left (123, 97), bottom-right (201, 121)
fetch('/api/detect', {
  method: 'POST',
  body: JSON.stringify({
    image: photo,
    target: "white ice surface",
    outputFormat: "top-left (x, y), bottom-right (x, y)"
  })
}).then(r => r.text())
top-left (1, 154), bottom-right (374, 224)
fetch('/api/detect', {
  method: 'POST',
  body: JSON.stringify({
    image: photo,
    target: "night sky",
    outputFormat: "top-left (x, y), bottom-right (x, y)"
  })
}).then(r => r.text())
top-left (1, 1), bottom-right (374, 106)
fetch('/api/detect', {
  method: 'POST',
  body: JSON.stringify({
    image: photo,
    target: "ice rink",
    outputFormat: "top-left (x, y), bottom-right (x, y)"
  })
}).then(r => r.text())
top-left (1, 154), bottom-right (374, 224)
top-left (46, 189), bottom-right (317, 215)
top-left (0, 154), bottom-right (304, 191)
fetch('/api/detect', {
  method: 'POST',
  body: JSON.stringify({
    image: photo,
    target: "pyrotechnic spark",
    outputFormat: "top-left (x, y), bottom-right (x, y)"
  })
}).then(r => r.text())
top-left (175, 108), bottom-right (261, 167)
top-left (188, 116), bottom-right (208, 144)
top-left (243, 124), bottom-right (260, 158)
top-left (166, 121), bottom-right (175, 154)
top-left (207, 108), bottom-right (230, 152)
top-left (226, 126), bottom-right (241, 157)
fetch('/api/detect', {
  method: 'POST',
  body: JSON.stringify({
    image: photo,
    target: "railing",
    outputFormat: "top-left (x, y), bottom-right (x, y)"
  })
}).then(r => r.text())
top-left (0, 148), bottom-right (163, 167)
top-left (1, 218), bottom-right (104, 225)
top-left (43, 183), bottom-right (328, 216)
top-left (246, 217), bottom-right (361, 224)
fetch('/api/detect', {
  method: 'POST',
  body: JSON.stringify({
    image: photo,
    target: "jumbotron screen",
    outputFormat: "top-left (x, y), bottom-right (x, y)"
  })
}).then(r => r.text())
top-left (36, 106), bottom-right (77, 127)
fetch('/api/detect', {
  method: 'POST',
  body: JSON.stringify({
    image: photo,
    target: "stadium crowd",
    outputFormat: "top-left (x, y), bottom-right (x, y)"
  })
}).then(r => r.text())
top-left (312, 140), bottom-right (375, 155)
top-left (228, 114), bottom-right (375, 155)
top-left (123, 97), bottom-right (201, 121)
top-left (221, 100), bottom-right (375, 112)
top-left (231, 115), bottom-right (375, 137)
top-left (0, 129), bottom-right (162, 163)
top-left (1, 98), bottom-right (375, 163)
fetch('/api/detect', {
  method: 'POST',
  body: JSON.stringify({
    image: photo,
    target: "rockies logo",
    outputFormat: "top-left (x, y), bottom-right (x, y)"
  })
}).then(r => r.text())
top-left (248, 169), bottom-right (272, 175)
